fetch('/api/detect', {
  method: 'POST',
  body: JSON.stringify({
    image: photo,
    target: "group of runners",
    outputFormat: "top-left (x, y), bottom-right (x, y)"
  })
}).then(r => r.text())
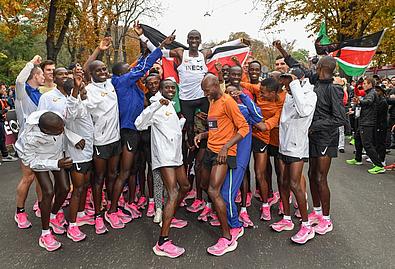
top-left (13, 21), bottom-right (350, 257)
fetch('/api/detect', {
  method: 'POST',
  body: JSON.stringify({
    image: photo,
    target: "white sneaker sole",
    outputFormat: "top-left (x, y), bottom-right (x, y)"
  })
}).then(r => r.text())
top-left (315, 224), bottom-right (333, 235)
top-left (271, 224), bottom-right (294, 232)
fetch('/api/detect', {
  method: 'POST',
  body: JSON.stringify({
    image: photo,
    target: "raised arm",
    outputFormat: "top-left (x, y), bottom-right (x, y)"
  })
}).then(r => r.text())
top-left (83, 36), bottom-right (112, 80)
top-left (15, 55), bottom-right (41, 101)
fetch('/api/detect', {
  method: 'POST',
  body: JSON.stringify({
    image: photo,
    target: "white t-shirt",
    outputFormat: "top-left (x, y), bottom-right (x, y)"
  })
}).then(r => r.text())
top-left (177, 50), bottom-right (208, 101)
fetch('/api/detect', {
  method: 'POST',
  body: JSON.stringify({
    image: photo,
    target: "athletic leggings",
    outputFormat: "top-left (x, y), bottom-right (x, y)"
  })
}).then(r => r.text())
top-left (153, 168), bottom-right (163, 210)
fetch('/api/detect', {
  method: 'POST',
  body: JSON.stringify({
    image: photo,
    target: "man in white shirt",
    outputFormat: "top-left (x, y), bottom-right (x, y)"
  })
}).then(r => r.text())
top-left (84, 59), bottom-right (121, 234)
top-left (135, 79), bottom-right (190, 258)
top-left (14, 55), bottom-right (45, 230)
top-left (15, 110), bottom-right (73, 252)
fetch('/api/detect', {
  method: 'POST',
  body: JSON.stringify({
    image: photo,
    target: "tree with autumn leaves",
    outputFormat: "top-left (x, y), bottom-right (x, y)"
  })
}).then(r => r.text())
top-left (258, 0), bottom-right (395, 65)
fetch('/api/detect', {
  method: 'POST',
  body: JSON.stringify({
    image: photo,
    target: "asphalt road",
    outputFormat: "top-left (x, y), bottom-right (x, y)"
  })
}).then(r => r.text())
top-left (0, 144), bottom-right (394, 269)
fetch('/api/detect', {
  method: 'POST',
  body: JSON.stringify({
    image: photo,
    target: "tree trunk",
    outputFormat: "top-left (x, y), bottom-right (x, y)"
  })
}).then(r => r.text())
top-left (46, 0), bottom-right (73, 62)
top-left (122, 35), bottom-right (127, 62)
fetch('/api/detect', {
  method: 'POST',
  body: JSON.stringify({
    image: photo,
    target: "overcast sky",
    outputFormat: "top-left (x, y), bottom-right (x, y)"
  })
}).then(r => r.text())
top-left (147, 0), bottom-right (316, 54)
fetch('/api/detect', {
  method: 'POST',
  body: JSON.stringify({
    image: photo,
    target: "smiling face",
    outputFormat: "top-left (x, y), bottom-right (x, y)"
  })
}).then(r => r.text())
top-left (54, 68), bottom-right (69, 89)
top-left (202, 74), bottom-right (221, 101)
top-left (146, 75), bottom-right (160, 95)
top-left (248, 62), bottom-right (261, 82)
top-left (229, 66), bottom-right (242, 88)
top-left (43, 64), bottom-right (56, 83)
top-left (160, 80), bottom-right (176, 100)
top-left (222, 64), bottom-right (230, 82)
top-left (90, 61), bottom-right (109, 83)
top-left (275, 57), bottom-right (289, 73)
top-left (187, 30), bottom-right (201, 51)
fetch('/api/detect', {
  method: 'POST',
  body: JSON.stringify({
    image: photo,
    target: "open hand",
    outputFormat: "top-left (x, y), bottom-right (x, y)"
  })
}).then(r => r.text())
top-left (133, 20), bottom-right (143, 36)
top-left (99, 36), bottom-right (112, 51)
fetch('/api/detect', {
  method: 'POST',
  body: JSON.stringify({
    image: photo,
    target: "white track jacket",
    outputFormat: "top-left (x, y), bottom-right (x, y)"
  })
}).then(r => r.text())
top-left (279, 79), bottom-right (317, 159)
top-left (135, 92), bottom-right (186, 170)
top-left (15, 110), bottom-right (82, 171)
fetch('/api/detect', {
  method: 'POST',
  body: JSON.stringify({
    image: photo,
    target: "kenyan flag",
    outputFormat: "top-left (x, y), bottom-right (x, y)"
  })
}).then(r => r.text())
top-left (315, 22), bottom-right (386, 77)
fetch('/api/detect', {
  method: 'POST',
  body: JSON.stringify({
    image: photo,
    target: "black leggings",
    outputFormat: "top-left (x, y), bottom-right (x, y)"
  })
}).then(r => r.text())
top-left (180, 97), bottom-right (209, 144)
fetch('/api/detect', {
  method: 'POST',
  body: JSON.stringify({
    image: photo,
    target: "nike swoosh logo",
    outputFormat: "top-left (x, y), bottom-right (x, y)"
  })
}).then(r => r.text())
top-left (127, 141), bottom-right (133, 151)
top-left (76, 163), bottom-right (81, 171)
top-left (321, 147), bottom-right (328, 155)
top-left (95, 147), bottom-right (100, 156)
top-left (260, 145), bottom-right (267, 152)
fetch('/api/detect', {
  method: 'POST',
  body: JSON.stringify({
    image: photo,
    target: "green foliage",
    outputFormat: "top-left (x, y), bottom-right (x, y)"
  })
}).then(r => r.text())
top-left (0, 25), bottom-right (45, 84)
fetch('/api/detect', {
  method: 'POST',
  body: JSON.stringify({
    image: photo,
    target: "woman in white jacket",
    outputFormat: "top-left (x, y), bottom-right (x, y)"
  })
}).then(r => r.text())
top-left (135, 78), bottom-right (190, 258)
top-left (270, 71), bottom-right (317, 245)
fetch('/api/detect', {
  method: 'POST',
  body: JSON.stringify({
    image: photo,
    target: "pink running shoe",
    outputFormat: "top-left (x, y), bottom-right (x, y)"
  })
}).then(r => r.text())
top-left (146, 201), bottom-right (155, 217)
top-left (185, 189), bottom-right (196, 200)
top-left (35, 208), bottom-right (41, 218)
top-left (49, 217), bottom-right (66, 234)
top-left (187, 199), bottom-right (205, 213)
top-left (308, 211), bottom-right (323, 225)
top-left (270, 219), bottom-right (294, 232)
top-left (137, 196), bottom-right (147, 209)
top-left (85, 207), bottom-right (95, 217)
top-left (56, 211), bottom-right (67, 227)
top-left (159, 218), bottom-right (188, 228)
top-left (38, 233), bottom-right (61, 252)
top-left (15, 212), bottom-right (32, 229)
top-left (239, 211), bottom-right (254, 228)
top-left (278, 201), bottom-right (284, 215)
top-left (268, 192), bottom-right (280, 206)
top-left (153, 241), bottom-right (185, 258)
top-left (118, 195), bottom-right (126, 207)
top-left (291, 224), bottom-right (315, 244)
top-left (198, 206), bottom-right (212, 222)
top-left (33, 200), bottom-right (39, 212)
top-left (207, 237), bottom-right (238, 256)
top-left (116, 209), bottom-right (132, 224)
top-left (260, 206), bottom-right (271, 221)
top-left (235, 191), bottom-right (241, 203)
top-left (314, 218), bottom-right (333, 235)
top-left (76, 213), bottom-right (95, 226)
top-left (104, 211), bottom-right (125, 229)
top-left (124, 202), bottom-right (142, 219)
top-left (230, 227), bottom-right (244, 240)
top-left (246, 192), bottom-right (252, 207)
top-left (95, 216), bottom-right (108, 235)
top-left (209, 213), bottom-right (220, 227)
top-left (67, 225), bottom-right (87, 242)
top-left (384, 163), bottom-right (395, 171)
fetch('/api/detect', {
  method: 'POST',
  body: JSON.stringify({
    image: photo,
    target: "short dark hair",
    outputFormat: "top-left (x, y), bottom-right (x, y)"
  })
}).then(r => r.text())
top-left (160, 78), bottom-right (176, 89)
top-left (112, 62), bottom-right (128, 76)
top-left (249, 60), bottom-right (262, 68)
top-left (275, 55), bottom-right (284, 61)
top-left (40, 60), bottom-right (55, 70)
top-left (0, 81), bottom-right (6, 87)
top-left (260, 77), bottom-right (280, 92)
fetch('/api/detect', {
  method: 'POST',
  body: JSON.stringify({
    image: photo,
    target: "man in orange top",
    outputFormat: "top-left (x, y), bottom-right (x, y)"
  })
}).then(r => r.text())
top-left (194, 73), bottom-right (248, 256)
top-left (241, 78), bottom-right (286, 221)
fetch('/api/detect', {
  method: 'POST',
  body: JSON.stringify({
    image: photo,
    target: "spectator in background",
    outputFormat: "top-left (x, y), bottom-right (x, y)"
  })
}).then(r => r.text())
top-left (7, 86), bottom-right (15, 109)
top-left (0, 82), bottom-right (18, 164)
top-left (374, 85), bottom-right (388, 165)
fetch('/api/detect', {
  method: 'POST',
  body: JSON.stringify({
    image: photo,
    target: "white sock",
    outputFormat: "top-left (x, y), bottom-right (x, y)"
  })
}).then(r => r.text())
top-left (313, 207), bottom-right (322, 215)
top-left (149, 198), bottom-right (154, 203)
top-left (41, 229), bottom-right (51, 236)
top-left (77, 211), bottom-right (85, 218)
top-left (283, 215), bottom-right (291, 221)
top-left (50, 213), bottom-right (57, 220)
top-left (206, 202), bottom-right (212, 209)
top-left (240, 207), bottom-right (247, 213)
top-left (302, 221), bottom-right (310, 227)
top-left (323, 215), bottom-right (331, 220)
top-left (69, 222), bottom-right (77, 227)
top-left (262, 203), bottom-right (269, 208)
